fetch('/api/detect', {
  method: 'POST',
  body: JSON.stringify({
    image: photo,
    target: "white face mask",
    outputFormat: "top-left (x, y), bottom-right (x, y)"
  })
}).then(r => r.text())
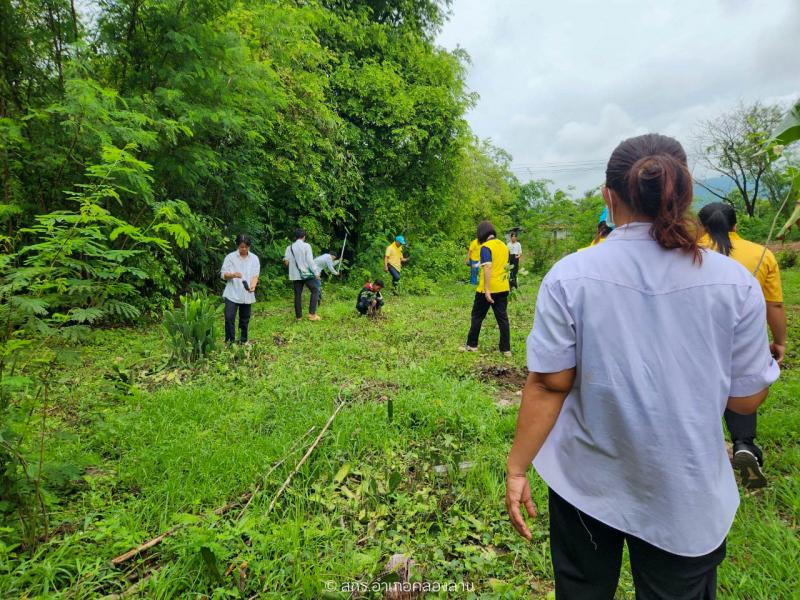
top-left (606, 190), bottom-right (616, 227)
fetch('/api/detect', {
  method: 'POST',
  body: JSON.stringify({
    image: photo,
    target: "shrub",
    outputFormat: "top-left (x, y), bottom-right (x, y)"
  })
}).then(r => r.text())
top-left (163, 293), bottom-right (222, 364)
top-left (778, 249), bottom-right (798, 270)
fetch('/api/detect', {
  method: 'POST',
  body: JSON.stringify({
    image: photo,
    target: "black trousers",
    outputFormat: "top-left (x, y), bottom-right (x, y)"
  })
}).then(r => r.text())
top-left (549, 489), bottom-right (726, 600)
top-left (224, 299), bottom-right (252, 343)
top-left (466, 291), bottom-right (510, 351)
top-left (724, 409), bottom-right (756, 445)
top-left (293, 279), bottom-right (319, 318)
top-left (509, 255), bottom-right (520, 288)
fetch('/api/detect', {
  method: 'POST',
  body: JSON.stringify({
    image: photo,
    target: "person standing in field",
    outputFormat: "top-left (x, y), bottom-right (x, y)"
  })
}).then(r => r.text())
top-left (312, 250), bottom-right (340, 304)
top-left (698, 202), bottom-right (787, 489)
top-left (507, 232), bottom-right (522, 288)
top-left (463, 220), bottom-right (511, 356)
top-left (220, 234), bottom-right (260, 344)
top-left (506, 134), bottom-right (779, 599)
top-left (465, 237), bottom-right (481, 285)
top-left (384, 235), bottom-right (408, 293)
top-left (283, 228), bottom-right (322, 322)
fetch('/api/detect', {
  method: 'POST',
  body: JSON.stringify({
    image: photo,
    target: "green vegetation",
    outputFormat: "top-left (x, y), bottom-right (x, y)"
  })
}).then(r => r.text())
top-left (0, 269), bottom-right (798, 598)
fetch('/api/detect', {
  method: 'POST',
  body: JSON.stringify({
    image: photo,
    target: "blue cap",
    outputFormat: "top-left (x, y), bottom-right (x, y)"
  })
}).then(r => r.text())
top-left (395, 235), bottom-right (406, 244)
top-left (599, 207), bottom-right (608, 223)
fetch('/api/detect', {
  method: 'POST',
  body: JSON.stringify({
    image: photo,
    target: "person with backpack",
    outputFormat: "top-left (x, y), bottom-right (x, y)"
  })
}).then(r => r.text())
top-left (698, 201), bottom-right (787, 489)
top-left (283, 228), bottom-right (321, 321)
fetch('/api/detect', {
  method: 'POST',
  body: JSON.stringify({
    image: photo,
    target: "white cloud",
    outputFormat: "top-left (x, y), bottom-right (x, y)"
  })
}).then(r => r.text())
top-left (438, 0), bottom-right (800, 194)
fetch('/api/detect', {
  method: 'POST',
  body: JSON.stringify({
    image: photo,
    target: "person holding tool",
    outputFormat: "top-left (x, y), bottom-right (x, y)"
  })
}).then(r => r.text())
top-left (506, 134), bottom-right (779, 599)
top-left (698, 201), bottom-right (787, 489)
top-left (283, 228), bottom-right (321, 321)
top-left (220, 234), bottom-right (260, 344)
top-left (384, 235), bottom-right (409, 293)
top-left (312, 250), bottom-right (341, 304)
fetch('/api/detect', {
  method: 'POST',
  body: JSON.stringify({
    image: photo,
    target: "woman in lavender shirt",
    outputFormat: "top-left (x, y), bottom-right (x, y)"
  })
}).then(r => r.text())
top-left (506, 134), bottom-right (778, 599)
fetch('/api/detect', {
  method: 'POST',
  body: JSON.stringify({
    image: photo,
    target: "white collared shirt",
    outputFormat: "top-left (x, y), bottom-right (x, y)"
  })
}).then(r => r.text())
top-left (220, 251), bottom-right (260, 304)
top-left (527, 222), bottom-right (779, 556)
top-left (284, 240), bottom-right (319, 281)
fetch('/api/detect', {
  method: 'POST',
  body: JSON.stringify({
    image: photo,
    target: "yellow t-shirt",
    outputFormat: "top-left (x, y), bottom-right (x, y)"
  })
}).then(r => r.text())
top-left (468, 239), bottom-right (480, 262)
top-left (385, 243), bottom-right (403, 270)
top-left (477, 238), bottom-right (510, 294)
top-left (699, 233), bottom-right (783, 302)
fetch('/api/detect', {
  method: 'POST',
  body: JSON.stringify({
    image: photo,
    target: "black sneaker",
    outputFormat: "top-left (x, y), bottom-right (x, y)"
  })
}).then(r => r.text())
top-left (732, 442), bottom-right (767, 490)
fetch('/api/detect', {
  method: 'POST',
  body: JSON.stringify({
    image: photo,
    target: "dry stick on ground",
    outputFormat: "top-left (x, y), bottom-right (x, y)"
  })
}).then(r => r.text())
top-left (110, 426), bottom-right (316, 567)
top-left (266, 399), bottom-right (347, 515)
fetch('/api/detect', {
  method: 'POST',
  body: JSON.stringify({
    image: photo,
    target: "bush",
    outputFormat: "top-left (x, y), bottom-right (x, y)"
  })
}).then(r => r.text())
top-left (778, 249), bottom-right (799, 270)
top-left (163, 293), bottom-right (223, 364)
top-left (399, 274), bottom-right (435, 296)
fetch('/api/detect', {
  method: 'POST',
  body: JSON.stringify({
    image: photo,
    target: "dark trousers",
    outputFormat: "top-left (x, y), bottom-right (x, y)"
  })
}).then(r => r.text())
top-left (509, 256), bottom-right (520, 288)
top-left (224, 299), bottom-right (252, 343)
top-left (548, 489), bottom-right (725, 600)
top-left (466, 291), bottom-right (510, 351)
top-left (387, 264), bottom-right (401, 286)
top-left (293, 279), bottom-right (319, 318)
top-left (724, 409), bottom-right (757, 445)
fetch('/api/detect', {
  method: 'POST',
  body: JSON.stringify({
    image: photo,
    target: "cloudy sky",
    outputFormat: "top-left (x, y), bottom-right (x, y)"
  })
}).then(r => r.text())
top-left (437, 0), bottom-right (800, 194)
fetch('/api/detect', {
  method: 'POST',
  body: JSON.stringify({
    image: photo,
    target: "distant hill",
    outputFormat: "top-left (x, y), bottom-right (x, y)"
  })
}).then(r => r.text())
top-left (693, 176), bottom-right (737, 207)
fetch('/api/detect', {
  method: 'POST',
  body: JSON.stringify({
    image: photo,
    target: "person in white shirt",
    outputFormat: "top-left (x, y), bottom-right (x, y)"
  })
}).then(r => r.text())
top-left (312, 251), bottom-right (340, 304)
top-left (507, 232), bottom-right (522, 289)
top-left (220, 234), bottom-right (260, 344)
top-left (283, 228), bottom-right (321, 321)
top-left (505, 134), bottom-right (778, 599)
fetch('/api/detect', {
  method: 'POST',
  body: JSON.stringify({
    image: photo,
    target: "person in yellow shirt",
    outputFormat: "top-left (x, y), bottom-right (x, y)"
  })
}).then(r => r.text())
top-left (465, 238), bottom-right (481, 285)
top-left (698, 202), bottom-right (786, 490)
top-left (384, 235), bottom-right (408, 293)
top-left (463, 221), bottom-right (511, 356)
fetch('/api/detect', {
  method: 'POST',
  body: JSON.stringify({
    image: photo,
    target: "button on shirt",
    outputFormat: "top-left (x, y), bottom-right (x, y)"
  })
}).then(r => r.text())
top-left (220, 251), bottom-right (260, 305)
top-left (527, 222), bottom-right (779, 557)
top-left (284, 240), bottom-right (319, 281)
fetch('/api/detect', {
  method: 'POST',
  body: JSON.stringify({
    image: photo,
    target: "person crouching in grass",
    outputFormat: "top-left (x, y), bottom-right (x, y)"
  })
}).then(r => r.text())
top-left (356, 279), bottom-right (384, 318)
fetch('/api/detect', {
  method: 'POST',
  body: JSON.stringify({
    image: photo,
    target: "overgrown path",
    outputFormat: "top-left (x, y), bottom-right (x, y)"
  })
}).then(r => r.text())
top-left (2, 279), bottom-right (799, 598)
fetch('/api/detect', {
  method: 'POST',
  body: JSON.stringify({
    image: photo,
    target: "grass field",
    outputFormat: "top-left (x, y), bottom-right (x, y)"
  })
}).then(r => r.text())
top-left (2, 270), bottom-right (799, 599)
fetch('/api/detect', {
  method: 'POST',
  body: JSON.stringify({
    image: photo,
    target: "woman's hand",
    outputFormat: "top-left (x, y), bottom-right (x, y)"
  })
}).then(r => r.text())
top-left (506, 473), bottom-right (536, 540)
top-left (484, 291), bottom-right (494, 304)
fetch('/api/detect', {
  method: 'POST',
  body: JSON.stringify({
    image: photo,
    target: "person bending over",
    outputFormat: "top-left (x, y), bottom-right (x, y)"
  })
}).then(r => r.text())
top-left (356, 280), bottom-right (384, 317)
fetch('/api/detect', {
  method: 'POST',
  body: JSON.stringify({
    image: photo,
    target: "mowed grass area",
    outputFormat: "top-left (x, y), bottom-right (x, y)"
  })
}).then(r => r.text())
top-left (2, 270), bottom-right (799, 599)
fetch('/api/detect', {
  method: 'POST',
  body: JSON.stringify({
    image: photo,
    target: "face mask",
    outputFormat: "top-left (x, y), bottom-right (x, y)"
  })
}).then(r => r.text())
top-left (606, 190), bottom-right (616, 228)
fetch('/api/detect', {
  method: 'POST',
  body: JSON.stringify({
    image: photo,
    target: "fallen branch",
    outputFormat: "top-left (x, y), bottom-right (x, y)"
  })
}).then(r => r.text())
top-left (110, 426), bottom-right (316, 567)
top-left (236, 426), bottom-right (315, 521)
top-left (267, 399), bottom-right (346, 515)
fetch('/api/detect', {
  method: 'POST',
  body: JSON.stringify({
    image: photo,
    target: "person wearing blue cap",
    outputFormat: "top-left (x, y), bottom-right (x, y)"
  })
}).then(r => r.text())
top-left (384, 235), bottom-right (408, 293)
top-left (591, 207), bottom-right (615, 247)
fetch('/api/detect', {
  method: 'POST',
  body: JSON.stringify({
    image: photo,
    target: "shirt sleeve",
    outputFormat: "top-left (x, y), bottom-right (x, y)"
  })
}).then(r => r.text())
top-left (479, 246), bottom-right (492, 265)
top-left (761, 251), bottom-right (783, 303)
top-left (220, 255), bottom-right (232, 280)
top-left (329, 256), bottom-right (339, 275)
top-left (527, 277), bottom-right (577, 373)
top-left (253, 255), bottom-right (261, 277)
top-left (730, 283), bottom-right (780, 397)
top-left (307, 244), bottom-right (320, 276)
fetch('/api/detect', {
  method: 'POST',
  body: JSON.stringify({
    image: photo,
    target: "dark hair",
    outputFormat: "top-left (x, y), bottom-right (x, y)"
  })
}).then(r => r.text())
top-left (698, 202), bottom-right (736, 256)
top-left (235, 234), bottom-right (252, 247)
top-left (605, 134), bottom-right (700, 262)
top-left (294, 228), bottom-right (306, 240)
top-left (476, 220), bottom-right (497, 244)
top-left (373, 279), bottom-right (384, 288)
top-left (593, 222), bottom-right (613, 244)
top-left (510, 232), bottom-right (518, 240)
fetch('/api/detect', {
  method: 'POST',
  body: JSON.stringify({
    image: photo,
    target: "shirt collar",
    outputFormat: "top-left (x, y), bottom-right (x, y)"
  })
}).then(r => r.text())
top-left (606, 222), bottom-right (654, 242)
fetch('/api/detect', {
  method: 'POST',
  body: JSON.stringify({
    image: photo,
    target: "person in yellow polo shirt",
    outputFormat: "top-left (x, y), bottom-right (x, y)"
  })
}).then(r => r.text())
top-left (698, 202), bottom-right (787, 490)
top-left (384, 235), bottom-right (408, 293)
top-left (463, 221), bottom-right (511, 356)
top-left (465, 238), bottom-right (481, 285)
